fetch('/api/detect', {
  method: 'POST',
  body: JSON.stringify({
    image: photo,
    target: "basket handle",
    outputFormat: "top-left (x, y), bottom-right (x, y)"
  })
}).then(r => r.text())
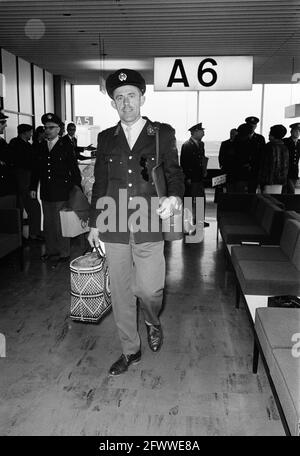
top-left (92, 245), bottom-right (105, 258)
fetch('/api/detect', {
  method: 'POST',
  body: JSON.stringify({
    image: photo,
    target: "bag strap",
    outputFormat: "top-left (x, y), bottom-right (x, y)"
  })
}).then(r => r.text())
top-left (154, 124), bottom-right (160, 166)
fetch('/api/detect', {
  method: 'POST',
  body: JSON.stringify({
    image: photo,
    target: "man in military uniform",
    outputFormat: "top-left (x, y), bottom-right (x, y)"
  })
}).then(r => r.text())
top-left (245, 116), bottom-right (266, 192)
top-left (88, 69), bottom-right (184, 376)
top-left (9, 124), bottom-right (43, 240)
top-left (0, 111), bottom-right (16, 204)
top-left (180, 123), bottom-right (209, 227)
top-left (283, 123), bottom-right (300, 193)
top-left (30, 113), bottom-right (82, 266)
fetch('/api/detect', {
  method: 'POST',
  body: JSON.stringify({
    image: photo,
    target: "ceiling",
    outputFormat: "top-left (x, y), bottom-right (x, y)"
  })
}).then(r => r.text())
top-left (0, 0), bottom-right (300, 85)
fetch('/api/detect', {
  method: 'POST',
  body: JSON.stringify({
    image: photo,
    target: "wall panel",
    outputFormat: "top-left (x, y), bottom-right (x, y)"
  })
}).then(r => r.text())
top-left (33, 65), bottom-right (45, 126)
top-left (1, 49), bottom-right (18, 111)
top-left (45, 71), bottom-right (54, 113)
top-left (18, 57), bottom-right (32, 115)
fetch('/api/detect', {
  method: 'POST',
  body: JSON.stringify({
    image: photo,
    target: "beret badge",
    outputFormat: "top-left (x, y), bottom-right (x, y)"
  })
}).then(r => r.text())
top-left (118, 72), bottom-right (127, 82)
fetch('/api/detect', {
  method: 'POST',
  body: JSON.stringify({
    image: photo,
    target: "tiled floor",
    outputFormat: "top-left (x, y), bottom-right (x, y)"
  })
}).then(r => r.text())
top-left (0, 194), bottom-right (284, 435)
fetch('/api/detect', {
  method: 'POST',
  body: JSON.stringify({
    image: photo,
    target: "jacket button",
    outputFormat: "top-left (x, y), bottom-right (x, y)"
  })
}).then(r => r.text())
top-left (128, 169), bottom-right (132, 173)
top-left (128, 183), bottom-right (132, 187)
top-left (129, 156), bottom-right (132, 160)
top-left (129, 196), bottom-right (133, 201)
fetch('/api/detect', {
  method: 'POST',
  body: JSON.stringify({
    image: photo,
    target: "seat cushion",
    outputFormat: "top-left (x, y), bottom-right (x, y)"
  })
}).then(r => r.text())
top-left (271, 349), bottom-right (300, 436)
top-left (234, 260), bottom-right (300, 295)
top-left (255, 308), bottom-right (300, 373)
top-left (221, 224), bottom-right (268, 244)
top-left (218, 212), bottom-right (255, 226)
top-left (0, 234), bottom-right (20, 258)
top-left (231, 245), bottom-right (288, 263)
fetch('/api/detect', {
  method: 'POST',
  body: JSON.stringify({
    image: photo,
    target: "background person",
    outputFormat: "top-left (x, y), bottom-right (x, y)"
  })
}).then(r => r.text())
top-left (218, 128), bottom-right (238, 193)
top-left (9, 124), bottom-right (43, 241)
top-left (88, 69), bottom-right (184, 376)
top-left (180, 123), bottom-right (209, 227)
top-left (0, 111), bottom-right (16, 206)
top-left (62, 122), bottom-right (95, 160)
top-left (283, 122), bottom-right (300, 193)
top-left (30, 113), bottom-right (82, 266)
top-left (259, 124), bottom-right (289, 194)
top-left (245, 116), bottom-right (266, 193)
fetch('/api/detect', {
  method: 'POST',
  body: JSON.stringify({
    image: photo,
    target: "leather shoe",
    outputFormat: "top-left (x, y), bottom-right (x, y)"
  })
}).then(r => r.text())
top-left (146, 324), bottom-right (163, 352)
top-left (109, 350), bottom-right (141, 376)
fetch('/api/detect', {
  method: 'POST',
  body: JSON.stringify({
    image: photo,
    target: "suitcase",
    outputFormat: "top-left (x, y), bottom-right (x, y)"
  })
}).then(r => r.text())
top-left (70, 248), bottom-right (111, 323)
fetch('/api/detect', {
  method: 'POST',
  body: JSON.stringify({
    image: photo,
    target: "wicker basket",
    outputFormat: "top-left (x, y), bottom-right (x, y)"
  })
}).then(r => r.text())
top-left (70, 251), bottom-right (111, 323)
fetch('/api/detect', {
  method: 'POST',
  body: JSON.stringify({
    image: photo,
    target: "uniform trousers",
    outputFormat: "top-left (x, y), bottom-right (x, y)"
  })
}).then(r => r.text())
top-left (14, 169), bottom-right (41, 237)
top-left (42, 200), bottom-right (70, 257)
top-left (105, 237), bottom-right (165, 355)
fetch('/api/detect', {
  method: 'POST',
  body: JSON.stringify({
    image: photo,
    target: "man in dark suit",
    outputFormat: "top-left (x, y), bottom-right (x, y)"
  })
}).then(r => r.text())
top-left (0, 111), bottom-right (16, 203)
top-left (218, 128), bottom-right (238, 193)
top-left (180, 123), bottom-right (209, 227)
top-left (88, 69), bottom-right (184, 376)
top-left (9, 124), bottom-right (43, 240)
top-left (30, 113), bottom-right (82, 265)
top-left (63, 123), bottom-right (95, 160)
top-left (245, 116), bottom-right (266, 192)
top-left (283, 123), bottom-right (300, 193)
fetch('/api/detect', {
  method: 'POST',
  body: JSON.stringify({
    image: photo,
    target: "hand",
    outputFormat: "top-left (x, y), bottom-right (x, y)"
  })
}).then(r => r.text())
top-left (86, 144), bottom-right (96, 151)
top-left (30, 191), bottom-right (37, 199)
top-left (88, 227), bottom-right (105, 253)
top-left (156, 196), bottom-right (181, 220)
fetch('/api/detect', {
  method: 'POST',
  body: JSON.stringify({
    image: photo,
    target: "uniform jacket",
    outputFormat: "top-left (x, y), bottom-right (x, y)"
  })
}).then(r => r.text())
top-left (180, 138), bottom-right (206, 182)
top-left (89, 117), bottom-right (185, 244)
top-left (9, 136), bottom-right (34, 171)
top-left (283, 137), bottom-right (300, 179)
top-left (30, 137), bottom-right (82, 202)
top-left (0, 137), bottom-right (16, 197)
top-left (218, 138), bottom-right (236, 179)
top-left (259, 139), bottom-right (289, 186)
top-left (248, 132), bottom-right (266, 179)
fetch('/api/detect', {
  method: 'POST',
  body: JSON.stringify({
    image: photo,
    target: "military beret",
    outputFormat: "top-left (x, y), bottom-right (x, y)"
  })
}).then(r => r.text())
top-left (237, 123), bottom-right (253, 135)
top-left (245, 116), bottom-right (259, 125)
top-left (189, 122), bottom-right (205, 132)
top-left (289, 122), bottom-right (300, 130)
top-left (41, 112), bottom-right (62, 126)
top-left (270, 124), bottom-right (287, 139)
top-left (106, 69), bottom-right (146, 99)
top-left (0, 111), bottom-right (9, 122)
top-left (17, 123), bottom-right (33, 134)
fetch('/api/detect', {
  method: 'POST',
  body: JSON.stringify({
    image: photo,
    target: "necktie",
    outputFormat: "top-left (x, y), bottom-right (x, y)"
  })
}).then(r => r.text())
top-left (48, 140), bottom-right (53, 152)
top-left (126, 126), bottom-right (133, 149)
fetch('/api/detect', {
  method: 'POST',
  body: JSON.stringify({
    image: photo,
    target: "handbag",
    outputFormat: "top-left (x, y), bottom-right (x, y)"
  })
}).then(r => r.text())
top-left (151, 126), bottom-right (183, 241)
top-left (67, 184), bottom-right (90, 222)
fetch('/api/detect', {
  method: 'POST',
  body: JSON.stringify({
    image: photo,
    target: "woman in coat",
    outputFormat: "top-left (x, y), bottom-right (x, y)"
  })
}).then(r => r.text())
top-left (259, 124), bottom-right (289, 194)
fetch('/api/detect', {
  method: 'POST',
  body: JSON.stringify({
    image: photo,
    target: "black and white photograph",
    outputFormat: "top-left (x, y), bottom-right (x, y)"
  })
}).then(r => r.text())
top-left (0, 0), bottom-right (300, 442)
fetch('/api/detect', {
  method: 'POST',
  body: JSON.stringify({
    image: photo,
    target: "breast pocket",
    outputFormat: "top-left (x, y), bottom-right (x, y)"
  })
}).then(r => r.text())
top-left (104, 154), bottom-right (124, 180)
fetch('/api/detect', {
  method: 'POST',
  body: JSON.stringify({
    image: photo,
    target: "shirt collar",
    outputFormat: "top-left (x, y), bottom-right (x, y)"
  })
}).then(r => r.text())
top-left (121, 116), bottom-right (146, 132)
top-left (47, 136), bottom-right (59, 147)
